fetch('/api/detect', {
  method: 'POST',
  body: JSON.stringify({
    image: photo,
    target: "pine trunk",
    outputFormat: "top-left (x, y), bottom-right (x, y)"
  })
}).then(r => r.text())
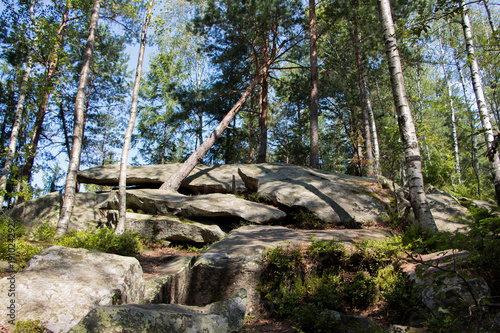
top-left (0, 53), bottom-right (33, 205)
top-left (160, 74), bottom-right (261, 191)
top-left (257, 69), bottom-right (269, 163)
top-left (15, 5), bottom-right (70, 202)
top-left (378, 0), bottom-right (437, 232)
top-left (57, 0), bottom-right (101, 236)
top-left (309, 0), bottom-right (319, 169)
top-left (461, 0), bottom-right (500, 205)
top-left (353, 28), bottom-right (374, 177)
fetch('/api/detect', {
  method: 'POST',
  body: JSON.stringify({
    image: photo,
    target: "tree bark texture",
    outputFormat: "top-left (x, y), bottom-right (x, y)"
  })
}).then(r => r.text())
top-left (378, 0), bottom-right (437, 232)
top-left (115, 0), bottom-right (154, 235)
top-left (160, 72), bottom-right (263, 191)
top-left (439, 39), bottom-right (461, 184)
top-left (57, 0), bottom-right (101, 235)
top-left (461, 0), bottom-right (500, 205)
top-left (353, 27), bottom-right (374, 177)
top-left (257, 69), bottom-right (269, 163)
top-left (0, 53), bottom-right (33, 205)
top-left (309, 0), bottom-right (319, 169)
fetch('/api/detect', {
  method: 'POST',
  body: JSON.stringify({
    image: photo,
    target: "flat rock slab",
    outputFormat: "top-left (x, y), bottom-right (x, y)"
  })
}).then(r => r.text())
top-left (77, 164), bottom-right (247, 193)
top-left (0, 246), bottom-right (144, 333)
top-left (78, 163), bottom-right (388, 225)
top-left (112, 189), bottom-right (286, 224)
top-left (125, 212), bottom-right (225, 243)
top-left (69, 289), bottom-right (247, 333)
top-left (182, 225), bottom-right (394, 313)
top-left (7, 192), bottom-right (108, 232)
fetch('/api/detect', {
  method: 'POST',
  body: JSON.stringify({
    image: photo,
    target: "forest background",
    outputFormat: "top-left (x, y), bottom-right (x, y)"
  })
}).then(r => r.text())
top-left (0, 0), bottom-right (499, 208)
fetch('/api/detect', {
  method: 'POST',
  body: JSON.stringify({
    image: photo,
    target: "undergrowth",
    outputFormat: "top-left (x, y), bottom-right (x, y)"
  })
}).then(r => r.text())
top-left (258, 237), bottom-right (417, 332)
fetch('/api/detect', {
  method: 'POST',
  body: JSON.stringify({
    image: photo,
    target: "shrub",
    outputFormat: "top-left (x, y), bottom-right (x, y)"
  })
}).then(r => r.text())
top-left (30, 222), bottom-right (57, 242)
top-left (55, 227), bottom-right (142, 256)
top-left (259, 238), bottom-right (409, 332)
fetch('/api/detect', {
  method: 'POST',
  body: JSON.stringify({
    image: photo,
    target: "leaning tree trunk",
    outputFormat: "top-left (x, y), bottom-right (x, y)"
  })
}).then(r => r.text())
top-left (378, 0), bottom-right (437, 232)
top-left (461, 0), bottom-right (500, 205)
top-left (309, 0), bottom-right (319, 169)
top-left (0, 53), bottom-right (33, 205)
top-left (115, 0), bottom-right (154, 235)
top-left (160, 71), bottom-right (264, 192)
top-left (57, 0), bottom-right (101, 236)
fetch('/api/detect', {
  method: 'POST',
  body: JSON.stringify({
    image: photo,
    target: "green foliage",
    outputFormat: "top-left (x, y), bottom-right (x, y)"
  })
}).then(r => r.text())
top-left (30, 222), bottom-right (57, 242)
top-left (0, 216), bottom-right (42, 268)
top-left (55, 228), bottom-right (142, 257)
top-left (382, 272), bottom-right (424, 323)
top-left (290, 209), bottom-right (328, 229)
top-left (258, 238), bottom-right (410, 332)
top-left (15, 319), bottom-right (46, 333)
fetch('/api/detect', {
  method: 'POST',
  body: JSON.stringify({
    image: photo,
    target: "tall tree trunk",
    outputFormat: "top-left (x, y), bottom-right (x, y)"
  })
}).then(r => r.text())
top-left (378, 0), bottom-right (437, 232)
top-left (257, 69), bottom-right (269, 163)
top-left (439, 39), bottom-right (461, 184)
top-left (454, 46), bottom-right (481, 194)
top-left (309, 0), bottom-right (319, 169)
top-left (0, 53), bottom-right (33, 205)
top-left (160, 72), bottom-right (263, 191)
top-left (15, 5), bottom-right (70, 202)
top-left (58, 102), bottom-right (71, 157)
top-left (483, 0), bottom-right (497, 36)
top-left (366, 82), bottom-right (380, 177)
top-left (461, 0), bottom-right (500, 205)
top-left (353, 27), bottom-right (374, 177)
top-left (115, 0), bottom-right (154, 235)
top-left (57, 0), bottom-right (101, 236)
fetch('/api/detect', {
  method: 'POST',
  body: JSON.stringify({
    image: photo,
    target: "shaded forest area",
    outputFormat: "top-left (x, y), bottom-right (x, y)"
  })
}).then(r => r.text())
top-left (0, 0), bottom-right (499, 217)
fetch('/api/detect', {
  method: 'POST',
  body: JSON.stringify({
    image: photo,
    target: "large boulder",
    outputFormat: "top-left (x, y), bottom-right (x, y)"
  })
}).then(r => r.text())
top-left (7, 192), bottom-right (108, 232)
top-left (68, 288), bottom-right (247, 333)
top-left (180, 225), bottom-right (394, 313)
top-left (401, 250), bottom-right (490, 314)
top-left (102, 189), bottom-right (286, 225)
top-left (79, 163), bottom-right (389, 226)
top-left (123, 213), bottom-right (225, 243)
top-left (237, 164), bottom-right (388, 225)
top-left (0, 246), bottom-right (144, 333)
top-left (425, 186), bottom-right (471, 233)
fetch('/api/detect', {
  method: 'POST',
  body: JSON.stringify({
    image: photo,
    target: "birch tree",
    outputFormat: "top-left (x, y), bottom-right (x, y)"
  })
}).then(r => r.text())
top-left (378, 0), bottom-right (437, 232)
top-left (57, 0), bottom-right (101, 236)
top-left (115, 0), bottom-right (154, 235)
top-left (460, 0), bottom-right (500, 205)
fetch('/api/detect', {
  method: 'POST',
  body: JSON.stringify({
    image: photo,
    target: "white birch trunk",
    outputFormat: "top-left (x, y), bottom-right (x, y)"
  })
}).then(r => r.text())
top-left (57, 0), bottom-right (101, 235)
top-left (439, 39), bottom-right (461, 184)
top-left (115, 0), bottom-right (154, 235)
top-left (378, 0), bottom-right (437, 232)
top-left (461, 0), bottom-right (500, 204)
